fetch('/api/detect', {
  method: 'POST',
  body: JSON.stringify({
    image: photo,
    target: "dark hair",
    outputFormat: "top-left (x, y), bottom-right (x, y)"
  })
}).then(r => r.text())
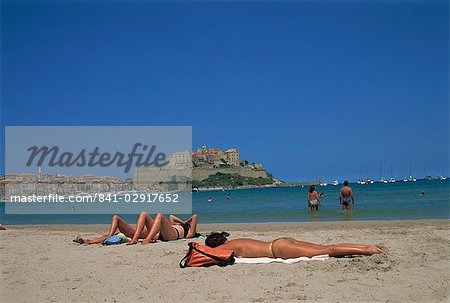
top-left (344, 180), bottom-right (349, 186)
top-left (205, 231), bottom-right (229, 248)
top-left (309, 185), bottom-right (316, 193)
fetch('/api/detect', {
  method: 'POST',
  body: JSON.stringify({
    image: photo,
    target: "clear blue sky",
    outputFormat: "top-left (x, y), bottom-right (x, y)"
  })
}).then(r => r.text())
top-left (1, 0), bottom-right (448, 182)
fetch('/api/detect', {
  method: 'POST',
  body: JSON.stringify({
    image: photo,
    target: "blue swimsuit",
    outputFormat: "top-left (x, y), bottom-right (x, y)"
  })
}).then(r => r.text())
top-left (342, 198), bottom-right (351, 206)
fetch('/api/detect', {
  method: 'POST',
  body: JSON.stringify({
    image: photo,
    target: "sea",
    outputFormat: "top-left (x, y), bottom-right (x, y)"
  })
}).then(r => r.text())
top-left (1, 179), bottom-right (448, 225)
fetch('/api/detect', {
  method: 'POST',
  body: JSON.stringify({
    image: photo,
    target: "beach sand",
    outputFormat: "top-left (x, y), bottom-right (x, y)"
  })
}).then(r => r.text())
top-left (0, 220), bottom-right (449, 302)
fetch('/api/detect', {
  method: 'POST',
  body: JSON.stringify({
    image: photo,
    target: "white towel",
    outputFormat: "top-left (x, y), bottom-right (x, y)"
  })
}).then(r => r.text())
top-left (234, 254), bottom-right (329, 264)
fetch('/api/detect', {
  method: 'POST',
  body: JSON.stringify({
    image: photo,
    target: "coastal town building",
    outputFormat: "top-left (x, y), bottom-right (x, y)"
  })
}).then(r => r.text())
top-left (192, 145), bottom-right (240, 167)
top-left (225, 148), bottom-right (240, 165)
top-left (2, 173), bottom-right (131, 198)
top-left (133, 151), bottom-right (192, 192)
top-left (168, 151), bottom-right (192, 168)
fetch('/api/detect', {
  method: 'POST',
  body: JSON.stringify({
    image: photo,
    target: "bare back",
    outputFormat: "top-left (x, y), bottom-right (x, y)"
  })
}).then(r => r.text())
top-left (308, 191), bottom-right (319, 201)
top-left (216, 238), bottom-right (273, 258)
top-left (214, 238), bottom-right (385, 259)
top-left (340, 186), bottom-right (353, 198)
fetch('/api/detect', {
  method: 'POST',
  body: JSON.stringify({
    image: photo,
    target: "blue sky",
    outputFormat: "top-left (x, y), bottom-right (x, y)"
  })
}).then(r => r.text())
top-left (1, 0), bottom-right (448, 182)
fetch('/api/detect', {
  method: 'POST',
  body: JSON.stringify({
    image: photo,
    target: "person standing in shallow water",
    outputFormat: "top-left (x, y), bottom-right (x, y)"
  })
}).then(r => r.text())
top-left (307, 185), bottom-right (320, 211)
top-left (340, 180), bottom-right (354, 211)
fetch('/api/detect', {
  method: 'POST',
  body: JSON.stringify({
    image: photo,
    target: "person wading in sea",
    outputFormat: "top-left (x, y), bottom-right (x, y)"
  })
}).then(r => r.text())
top-left (307, 185), bottom-right (320, 211)
top-left (339, 180), bottom-right (354, 211)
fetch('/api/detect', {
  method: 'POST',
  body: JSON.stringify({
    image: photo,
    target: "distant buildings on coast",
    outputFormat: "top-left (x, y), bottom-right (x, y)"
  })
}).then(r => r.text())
top-left (3, 150), bottom-right (193, 197)
top-left (1, 145), bottom-right (274, 197)
top-left (134, 145), bottom-right (270, 190)
top-left (192, 145), bottom-right (240, 167)
top-left (1, 172), bottom-right (132, 198)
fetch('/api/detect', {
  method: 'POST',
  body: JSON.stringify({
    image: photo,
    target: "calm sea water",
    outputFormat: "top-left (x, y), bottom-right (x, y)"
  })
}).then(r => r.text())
top-left (1, 180), bottom-right (448, 225)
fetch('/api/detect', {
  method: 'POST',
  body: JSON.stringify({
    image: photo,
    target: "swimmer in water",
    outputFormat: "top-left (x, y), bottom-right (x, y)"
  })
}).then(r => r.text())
top-left (207, 197), bottom-right (212, 202)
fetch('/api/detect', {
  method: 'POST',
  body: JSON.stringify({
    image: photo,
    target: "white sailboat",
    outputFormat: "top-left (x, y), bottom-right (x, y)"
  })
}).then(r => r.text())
top-left (423, 163), bottom-right (432, 181)
top-left (366, 164), bottom-right (374, 184)
top-left (408, 161), bottom-right (416, 181)
top-left (404, 161), bottom-right (416, 182)
top-left (357, 163), bottom-right (373, 185)
top-left (379, 161), bottom-right (387, 183)
top-left (388, 164), bottom-right (396, 183)
top-left (357, 164), bottom-right (365, 184)
top-left (438, 165), bottom-right (447, 180)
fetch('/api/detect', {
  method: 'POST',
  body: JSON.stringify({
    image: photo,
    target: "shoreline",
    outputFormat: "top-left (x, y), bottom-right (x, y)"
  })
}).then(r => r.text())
top-left (193, 183), bottom-right (314, 191)
top-left (4, 218), bottom-right (449, 230)
top-left (194, 177), bottom-right (448, 191)
top-left (3, 218), bottom-right (449, 228)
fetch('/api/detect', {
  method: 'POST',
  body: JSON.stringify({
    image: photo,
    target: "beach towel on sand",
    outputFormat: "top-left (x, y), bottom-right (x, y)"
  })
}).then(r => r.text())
top-left (102, 233), bottom-right (130, 245)
top-left (234, 255), bottom-right (329, 264)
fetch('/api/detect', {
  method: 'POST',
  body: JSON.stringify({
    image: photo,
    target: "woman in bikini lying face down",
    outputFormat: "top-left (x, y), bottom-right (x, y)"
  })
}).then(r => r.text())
top-left (74, 212), bottom-right (198, 245)
top-left (205, 232), bottom-right (387, 258)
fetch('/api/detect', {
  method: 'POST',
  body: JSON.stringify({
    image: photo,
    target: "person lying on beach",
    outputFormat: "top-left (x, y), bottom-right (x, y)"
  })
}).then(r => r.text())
top-left (128, 212), bottom-right (199, 245)
top-left (205, 232), bottom-right (387, 259)
top-left (0, 224), bottom-right (6, 230)
top-left (74, 212), bottom-right (198, 245)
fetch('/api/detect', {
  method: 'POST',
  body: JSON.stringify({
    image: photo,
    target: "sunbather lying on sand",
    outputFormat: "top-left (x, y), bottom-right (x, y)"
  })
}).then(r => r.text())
top-left (74, 212), bottom-right (198, 245)
top-left (205, 232), bottom-right (387, 258)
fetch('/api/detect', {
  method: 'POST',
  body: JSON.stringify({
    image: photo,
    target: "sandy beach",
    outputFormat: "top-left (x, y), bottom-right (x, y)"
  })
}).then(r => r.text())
top-left (0, 220), bottom-right (449, 302)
